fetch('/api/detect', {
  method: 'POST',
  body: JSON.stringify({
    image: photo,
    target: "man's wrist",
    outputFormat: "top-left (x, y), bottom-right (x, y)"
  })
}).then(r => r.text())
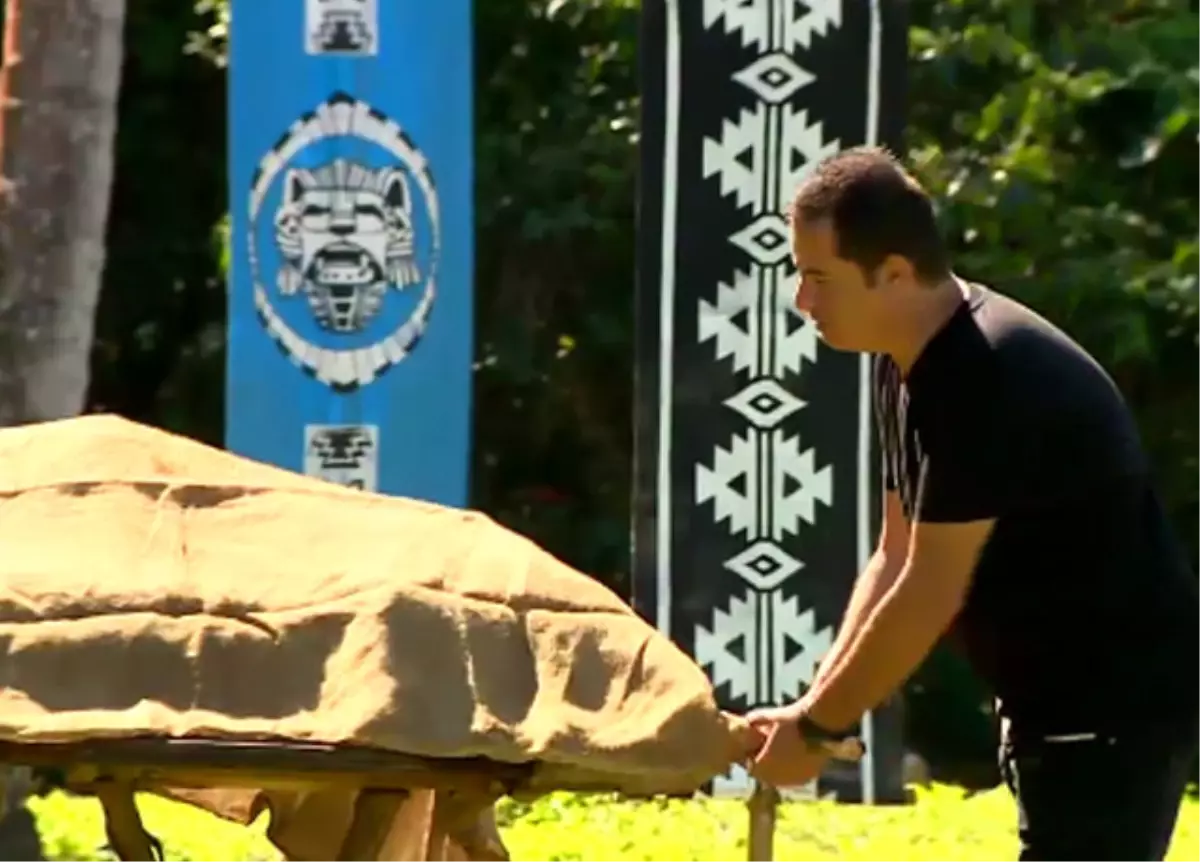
top-left (797, 689), bottom-right (859, 735)
top-left (791, 700), bottom-right (866, 762)
top-left (795, 692), bottom-right (859, 736)
top-left (794, 710), bottom-right (854, 743)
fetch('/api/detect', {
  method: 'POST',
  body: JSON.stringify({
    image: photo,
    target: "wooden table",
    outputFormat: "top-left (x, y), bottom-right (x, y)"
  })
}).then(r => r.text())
top-left (2, 738), bottom-right (761, 861)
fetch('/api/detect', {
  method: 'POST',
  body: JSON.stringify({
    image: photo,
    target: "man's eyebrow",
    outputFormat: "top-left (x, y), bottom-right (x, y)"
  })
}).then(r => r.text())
top-left (799, 266), bottom-right (829, 278)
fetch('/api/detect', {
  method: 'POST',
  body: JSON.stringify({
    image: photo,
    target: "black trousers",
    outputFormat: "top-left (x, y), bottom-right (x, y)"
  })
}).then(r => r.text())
top-left (999, 722), bottom-right (1197, 861)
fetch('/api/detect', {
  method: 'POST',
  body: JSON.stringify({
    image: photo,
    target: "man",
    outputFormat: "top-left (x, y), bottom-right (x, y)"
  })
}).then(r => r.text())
top-left (746, 146), bottom-right (1199, 860)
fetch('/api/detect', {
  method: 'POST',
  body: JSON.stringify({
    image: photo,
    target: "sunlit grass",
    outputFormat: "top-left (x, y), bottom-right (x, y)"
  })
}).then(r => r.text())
top-left (26, 782), bottom-right (1199, 861)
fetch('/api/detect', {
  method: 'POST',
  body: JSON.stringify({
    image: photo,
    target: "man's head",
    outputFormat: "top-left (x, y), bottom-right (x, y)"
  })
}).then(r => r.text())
top-left (789, 146), bottom-right (951, 353)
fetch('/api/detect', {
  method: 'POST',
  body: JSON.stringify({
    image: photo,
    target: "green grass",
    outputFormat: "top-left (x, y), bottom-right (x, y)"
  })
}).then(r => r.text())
top-left (26, 783), bottom-right (1200, 861)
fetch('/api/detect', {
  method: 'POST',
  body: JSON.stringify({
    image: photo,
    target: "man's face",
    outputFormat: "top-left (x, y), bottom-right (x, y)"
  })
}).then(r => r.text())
top-left (790, 217), bottom-right (905, 353)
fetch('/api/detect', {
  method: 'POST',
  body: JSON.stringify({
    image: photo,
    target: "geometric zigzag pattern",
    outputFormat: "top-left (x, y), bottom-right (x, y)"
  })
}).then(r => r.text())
top-left (691, 0), bottom-right (845, 798)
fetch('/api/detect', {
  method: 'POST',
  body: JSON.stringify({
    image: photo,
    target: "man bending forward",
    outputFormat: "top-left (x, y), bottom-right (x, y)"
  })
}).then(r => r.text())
top-left (747, 146), bottom-right (1199, 861)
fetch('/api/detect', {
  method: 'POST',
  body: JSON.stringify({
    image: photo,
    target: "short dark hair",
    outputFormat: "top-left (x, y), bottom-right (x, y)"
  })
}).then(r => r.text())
top-left (789, 146), bottom-right (951, 284)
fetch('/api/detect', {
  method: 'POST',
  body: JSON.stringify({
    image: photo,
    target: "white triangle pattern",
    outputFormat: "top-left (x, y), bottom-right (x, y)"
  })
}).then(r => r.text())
top-left (690, 0), bottom-right (852, 801)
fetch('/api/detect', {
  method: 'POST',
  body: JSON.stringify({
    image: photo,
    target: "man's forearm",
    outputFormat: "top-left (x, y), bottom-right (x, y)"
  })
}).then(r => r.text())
top-left (802, 564), bottom-right (965, 732)
top-left (809, 549), bottom-right (903, 690)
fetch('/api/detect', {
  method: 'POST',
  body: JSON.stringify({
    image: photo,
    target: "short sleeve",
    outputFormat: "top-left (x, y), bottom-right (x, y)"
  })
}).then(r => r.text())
top-left (881, 449), bottom-right (897, 492)
top-left (910, 392), bottom-right (1014, 524)
top-left (872, 355), bottom-right (899, 492)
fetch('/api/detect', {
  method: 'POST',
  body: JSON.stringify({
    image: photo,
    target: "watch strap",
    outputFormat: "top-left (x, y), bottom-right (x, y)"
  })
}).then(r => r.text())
top-left (795, 714), bottom-right (867, 762)
top-left (795, 713), bottom-right (853, 743)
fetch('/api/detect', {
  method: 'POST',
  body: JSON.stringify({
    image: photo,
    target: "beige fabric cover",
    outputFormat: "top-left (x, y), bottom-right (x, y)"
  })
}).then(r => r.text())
top-left (0, 414), bottom-right (751, 798)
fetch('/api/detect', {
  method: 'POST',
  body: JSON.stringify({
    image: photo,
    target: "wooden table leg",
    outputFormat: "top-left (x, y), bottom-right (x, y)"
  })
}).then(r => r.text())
top-left (94, 780), bottom-right (161, 861)
top-left (337, 789), bottom-right (414, 861)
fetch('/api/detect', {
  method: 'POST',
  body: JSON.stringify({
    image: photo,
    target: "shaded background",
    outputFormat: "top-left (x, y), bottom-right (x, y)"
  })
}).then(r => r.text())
top-left (61, 0), bottom-right (1200, 785)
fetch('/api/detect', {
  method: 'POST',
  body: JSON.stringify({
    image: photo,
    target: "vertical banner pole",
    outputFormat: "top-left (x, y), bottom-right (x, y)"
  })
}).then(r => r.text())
top-left (226, 0), bottom-right (474, 506)
top-left (633, 0), bottom-right (909, 807)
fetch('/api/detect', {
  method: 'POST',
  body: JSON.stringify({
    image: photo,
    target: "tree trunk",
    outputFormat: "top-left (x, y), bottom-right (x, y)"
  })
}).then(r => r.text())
top-left (0, 0), bottom-right (126, 424)
top-left (0, 0), bottom-right (126, 855)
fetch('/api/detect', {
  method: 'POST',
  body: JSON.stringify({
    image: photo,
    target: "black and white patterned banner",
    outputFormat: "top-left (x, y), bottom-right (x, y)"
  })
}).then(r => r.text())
top-left (633, 0), bottom-right (909, 804)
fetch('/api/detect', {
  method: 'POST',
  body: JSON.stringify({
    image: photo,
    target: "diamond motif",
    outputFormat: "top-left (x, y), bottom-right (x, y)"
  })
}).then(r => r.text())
top-left (729, 214), bottom-right (792, 265)
top-left (724, 378), bottom-right (804, 429)
top-left (689, 0), bottom-right (887, 806)
top-left (724, 540), bottom-right (803, 590)
top-left (732, 53), bottom-right (814, 104)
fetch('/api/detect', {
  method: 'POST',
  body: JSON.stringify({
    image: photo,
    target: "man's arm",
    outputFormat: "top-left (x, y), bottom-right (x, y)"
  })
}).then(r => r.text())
top-left (808, 490), bottom-right (909, 690)
top-left (798, 516), bottom-right (996, 733)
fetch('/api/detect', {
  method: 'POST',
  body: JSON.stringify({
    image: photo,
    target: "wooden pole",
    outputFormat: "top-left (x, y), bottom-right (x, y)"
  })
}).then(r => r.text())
top-left (747, 780), bottom-right (779, 862)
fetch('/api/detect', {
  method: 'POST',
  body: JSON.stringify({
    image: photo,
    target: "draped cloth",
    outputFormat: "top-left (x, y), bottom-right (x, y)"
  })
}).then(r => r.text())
top-left (0, 416), bottom-right (757, 860)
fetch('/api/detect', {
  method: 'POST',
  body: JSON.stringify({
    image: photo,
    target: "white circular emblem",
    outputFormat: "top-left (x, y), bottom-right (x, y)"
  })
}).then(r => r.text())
top-left (247, 91), bottom-right (440, 391)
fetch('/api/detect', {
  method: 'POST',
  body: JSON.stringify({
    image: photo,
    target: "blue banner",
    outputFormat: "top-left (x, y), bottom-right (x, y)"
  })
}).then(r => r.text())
top-left (225, 0), bottom-right (474, 506)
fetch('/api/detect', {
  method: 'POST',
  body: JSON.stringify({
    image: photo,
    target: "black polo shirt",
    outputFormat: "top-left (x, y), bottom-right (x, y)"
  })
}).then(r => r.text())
top-left (874, 281), bottom-right (1198, 736)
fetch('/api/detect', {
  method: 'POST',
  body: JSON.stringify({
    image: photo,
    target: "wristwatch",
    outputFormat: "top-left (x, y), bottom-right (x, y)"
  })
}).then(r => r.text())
top-left (794, 713), bottom-right (867, 762)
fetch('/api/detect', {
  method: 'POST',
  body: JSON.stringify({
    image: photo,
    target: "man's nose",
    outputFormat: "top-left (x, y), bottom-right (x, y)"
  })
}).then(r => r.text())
top-left (794, 278), bottom-right (815, 314)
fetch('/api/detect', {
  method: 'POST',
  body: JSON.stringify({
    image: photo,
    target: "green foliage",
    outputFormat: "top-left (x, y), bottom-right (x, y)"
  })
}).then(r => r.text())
top-left (26, 786), bottom-right (1200, 861)
top-left (84, 0), bottom-right (1199, 778)
top-left (469, 0), bottom-right (641, 587)
top-left (27, 792), bottom-right (278, 861)
top-left (166, 0), bottom-right (1199, 578)
top-left (906, 0), bottom-right (1200, 559)
top-left (185, 0), bottom-right (229, 67)
top-left (85, 0), bottom-right (229, 448)
top-left (172, 0), bottom-right (643, 585)
top-left (903, 0), bottom-right (1200, 770)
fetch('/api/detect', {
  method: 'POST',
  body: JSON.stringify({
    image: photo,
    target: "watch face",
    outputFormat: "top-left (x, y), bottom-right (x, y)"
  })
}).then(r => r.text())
top-left (796, 715), bottom-right (865, 762)
top-left (821, 737), bottom-right (866, 763)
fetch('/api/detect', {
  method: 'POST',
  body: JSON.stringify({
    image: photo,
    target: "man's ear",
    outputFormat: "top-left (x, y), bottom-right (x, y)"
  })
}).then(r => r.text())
top-left (878, 253), bottom-right (917, 289)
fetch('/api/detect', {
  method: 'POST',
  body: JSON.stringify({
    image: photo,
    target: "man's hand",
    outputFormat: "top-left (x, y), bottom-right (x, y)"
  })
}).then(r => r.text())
top-left (743, 705), bottom-right (830, 788)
